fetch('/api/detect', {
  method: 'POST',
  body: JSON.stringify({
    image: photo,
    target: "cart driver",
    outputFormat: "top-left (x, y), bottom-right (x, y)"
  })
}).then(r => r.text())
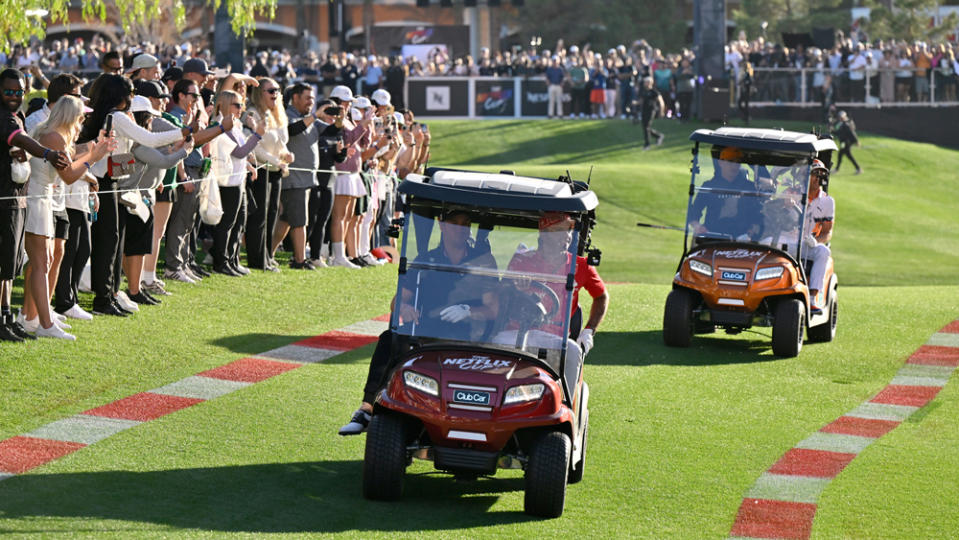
top-left (492, 212), bottom-right (609, 382)
top-left (339, 210), bottom-right (498, 435)
top-left (803, 159), bottom-right (834, 313)
top-left (688, 146), bottom-right (761, 239)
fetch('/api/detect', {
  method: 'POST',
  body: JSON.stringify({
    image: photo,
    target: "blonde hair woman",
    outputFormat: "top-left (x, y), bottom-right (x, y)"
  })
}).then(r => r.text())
top-left (245, 77), bottom-right (293, 271)
top-left (210, 90), bottom-right (263, 275)
top-left (20, 96), bottom-right (115, 339)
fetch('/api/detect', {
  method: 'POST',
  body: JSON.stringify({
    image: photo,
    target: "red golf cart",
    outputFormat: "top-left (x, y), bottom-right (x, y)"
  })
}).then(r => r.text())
top-left (362, 168), bottom-right (601, 518)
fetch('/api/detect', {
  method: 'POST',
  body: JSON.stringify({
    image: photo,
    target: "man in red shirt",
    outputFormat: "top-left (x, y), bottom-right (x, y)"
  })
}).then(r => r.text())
top-left (497, 211), bottom-right (609, 360)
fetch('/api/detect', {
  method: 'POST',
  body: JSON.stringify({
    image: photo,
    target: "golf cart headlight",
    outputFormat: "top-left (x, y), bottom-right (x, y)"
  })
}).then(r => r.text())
top-left (755, 266), bottom-right (785, 281)
top-left (403, 371), bottom-right (439, 396)
top-left (688, 259), bottom-right (713, 277)
top-left (503, 383), bottom-right (545, 405)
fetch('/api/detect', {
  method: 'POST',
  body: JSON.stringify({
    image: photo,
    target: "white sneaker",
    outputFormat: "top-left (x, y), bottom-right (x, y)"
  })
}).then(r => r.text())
top-left (63, 304), bottom-right (94, 320)
top-left (17, 313), bottom-right (39, 333)
top-left (164, 269), bottom-right (197, 284)
top-left (360, 253), bottom-right (386, 266)
top-left (310, 258), bottom-right (329, 268)
top-left (115, 291), bottom-right (140, 313)
top-left (331, 256), bottom-right (360, 269)
top-left (36, 323), bottom-right (76, 341)
top-left (50, 308), bottom-right (67, 323)
top-left (202, 253), bottom-right (213, 265)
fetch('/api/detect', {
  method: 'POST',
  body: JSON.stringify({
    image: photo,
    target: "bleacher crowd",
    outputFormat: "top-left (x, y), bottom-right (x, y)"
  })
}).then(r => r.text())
top-left (1, 43), bottom-right (431, 342)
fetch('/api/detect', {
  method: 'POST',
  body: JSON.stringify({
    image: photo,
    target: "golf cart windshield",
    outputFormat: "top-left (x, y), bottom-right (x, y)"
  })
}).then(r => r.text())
top-left (392, 206), bottom-right (578, 369)
top-left (686, 147), bottom-right (811, 260)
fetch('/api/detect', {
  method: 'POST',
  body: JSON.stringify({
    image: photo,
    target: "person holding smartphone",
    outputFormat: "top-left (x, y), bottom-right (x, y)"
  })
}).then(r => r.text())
top-left (307, 99), bottom-right (348, 267)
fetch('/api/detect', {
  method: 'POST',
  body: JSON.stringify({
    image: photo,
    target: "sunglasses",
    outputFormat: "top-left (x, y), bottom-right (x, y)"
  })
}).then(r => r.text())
top-left (3, 89), bottom-right (25, 97)
top-left (185, 92), bottom-right (199, 98)
top-left (264, 88), bottom-right (280, 95)
top-left (230, 102), bottom-right (243, 109)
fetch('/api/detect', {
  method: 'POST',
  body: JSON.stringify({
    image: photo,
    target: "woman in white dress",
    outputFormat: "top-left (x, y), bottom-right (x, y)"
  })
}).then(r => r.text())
top-left (20, 96), bottom-right (115, 339)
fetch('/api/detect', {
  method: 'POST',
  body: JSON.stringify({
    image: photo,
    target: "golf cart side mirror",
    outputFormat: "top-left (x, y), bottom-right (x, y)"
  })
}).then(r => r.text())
top-left (587, 248), bottom-right (602, 267)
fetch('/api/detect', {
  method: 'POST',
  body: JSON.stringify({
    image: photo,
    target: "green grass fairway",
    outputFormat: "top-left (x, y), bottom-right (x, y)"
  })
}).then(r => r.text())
top-left (1, 118), bottom-right (958, 538)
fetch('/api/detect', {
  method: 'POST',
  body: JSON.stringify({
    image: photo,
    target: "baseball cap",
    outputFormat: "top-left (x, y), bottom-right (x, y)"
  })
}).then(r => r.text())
top-left (539, 212), bottom-right (575, 231)
top-left (353, 96), bottom-right (373, 109)
top-left (161, 66), bottom-right (183, 83)
top-left (183, 58), bottom-right (214, 76)
top-left (127, 53), bottom-right (159, 73)
top-left (392, 112), bottom-right (405, 126)
top-left (371, 88), bottom-right (392, 107)
top-left (329, 85), bottom-right (355, 102)
top-left (130, 95), bottom-right (161, 116)
top-left (719, 147), bottom-right (744, 161)
top-left (136, 80), bottom-right (171, 99)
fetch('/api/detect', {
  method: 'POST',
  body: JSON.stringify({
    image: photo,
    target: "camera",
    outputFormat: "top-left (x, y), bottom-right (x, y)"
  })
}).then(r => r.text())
top-left (324, 105), bottom-right (342, 116)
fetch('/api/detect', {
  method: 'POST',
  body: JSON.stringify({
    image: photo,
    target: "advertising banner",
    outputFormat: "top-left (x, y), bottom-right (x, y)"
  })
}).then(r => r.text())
top-left (408, 79), bottom-right (470, 117)
top-left (475, 79), bottom-right (515, 117)
top-left (371, 25), bottom-right (471, 59)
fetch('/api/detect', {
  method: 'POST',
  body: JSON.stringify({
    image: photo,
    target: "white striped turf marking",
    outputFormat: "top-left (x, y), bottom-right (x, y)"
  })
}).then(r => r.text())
top-left (339, 319), bottom-right (389, 336)
top-left (844, 402), bottom-right (919, 422)
top-left (928, 333), bottom-right (959, 347)
top-left (889, 375), bottom-right (949, 387)
top-left (255, 345), bottom-right (342, 364)
top-left (25, 415), bottom-right (142, 445)
top-left (896, 364), bottom-right (954, 380)
top-left (745, 473), bottom-right (832, 504)
top-left (795, 432), bottom-right (875, 455)
top-left (151, 376), bottom-right (252, 400)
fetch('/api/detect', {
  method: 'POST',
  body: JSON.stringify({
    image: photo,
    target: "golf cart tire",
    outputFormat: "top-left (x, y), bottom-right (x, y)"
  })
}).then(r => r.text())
top-left (772, 298), bottom-right (804, 357)
top-left (663, 289), bottom-right (696, 348)
top-left (524, 431), bottom-right (571, 518)
top-left (362, 412), bottom-right (408, 501)
top-left (808, 293), bottom-right (838, 343)
top-left (568, 421), bottom-right (588, 484)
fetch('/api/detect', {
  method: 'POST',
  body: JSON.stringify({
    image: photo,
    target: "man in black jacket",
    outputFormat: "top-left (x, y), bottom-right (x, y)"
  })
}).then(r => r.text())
top-left (832, 110), bottom-right (861, 175)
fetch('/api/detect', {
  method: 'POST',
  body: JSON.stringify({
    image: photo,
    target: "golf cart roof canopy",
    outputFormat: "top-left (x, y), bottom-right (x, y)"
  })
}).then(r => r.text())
top-left (690, 127), bottom-right (838, 154)
top-left (399, 168), bottom-right (599, 213)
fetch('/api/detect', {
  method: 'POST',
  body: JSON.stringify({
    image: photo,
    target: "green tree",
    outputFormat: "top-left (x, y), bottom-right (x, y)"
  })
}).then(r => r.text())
top-left (0, 0), bottom-right (276, 53)
top-left (731, 0), bottom-right (851, 42)
top-left (859, 0), bottom-right (959, 41)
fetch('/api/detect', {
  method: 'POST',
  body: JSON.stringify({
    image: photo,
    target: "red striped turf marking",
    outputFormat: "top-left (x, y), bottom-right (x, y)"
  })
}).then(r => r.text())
top-left (730, 498), bottom-right (817, 540)
top-left (941, 320), bottom-right (959, 333)
top-left (906, 345), bottom-right (959, 367)
top-left (294, 330), bottom-right (379, 351)
top-left (199, 357), bottom-right (301, 383)
top-left (83, 392), bottom-right (204, 422)
top-left (0, 436), bottom-right (87, 474)
top-left (870, 384), bottom-right (941, 408)
top-left (373, 313), bottom-right (391, 322)
top-left (820, 416), bottom-right (900, 439)
top-left (768, 448), bottom-right (857, 478)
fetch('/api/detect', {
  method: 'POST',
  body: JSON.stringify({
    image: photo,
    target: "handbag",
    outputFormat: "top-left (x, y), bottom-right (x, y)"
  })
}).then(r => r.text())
top-left (10, 156), bottom-right (30, 184)
top-left (198, 176), bottom-right (223, 225)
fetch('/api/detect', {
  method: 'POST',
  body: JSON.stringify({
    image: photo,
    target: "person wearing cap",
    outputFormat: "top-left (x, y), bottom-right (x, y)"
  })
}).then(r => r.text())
top-left (688, 146), bottom-right (758, 237)
top-left (16, 96), bottom-right (116, 340)
top-left (802, 160), bottom-right (834, 313)
top-left (491, 212), bottom-right (608, 383)
top-left (339, 210), bottom-right (499, 435)
top-left (127, 53), bottom-right (161, 82)
top-left (831, 110), bottom-right (861, 175)
top-left (307, 99), bottom-right (348, 267)
top-left (122, 93), bottom-right (192, 304)
top-left (328, 84), bottom-right (373, 268)
top-left (273, 82), bottom-right (324, 270)
top-left (370, 88), bottom-right (392, 117)
top-left (245, 77), bottom-right (293, 272)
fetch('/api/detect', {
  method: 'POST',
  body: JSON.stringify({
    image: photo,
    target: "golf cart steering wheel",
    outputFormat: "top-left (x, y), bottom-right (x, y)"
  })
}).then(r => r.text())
top-left (512, 280), bottom-right (562, 322)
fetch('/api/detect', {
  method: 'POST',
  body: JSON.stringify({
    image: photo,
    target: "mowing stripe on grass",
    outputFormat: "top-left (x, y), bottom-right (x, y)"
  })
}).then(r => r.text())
top-left (730, 320), bottom-right (959, 540)
top-left (0, 315), bottom-right (387, 482)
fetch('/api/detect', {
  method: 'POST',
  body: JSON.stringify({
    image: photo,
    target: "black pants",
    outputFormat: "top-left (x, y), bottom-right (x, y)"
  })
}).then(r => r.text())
top-left (571, 87), bottom-right (588, 115)
top-left (246, 169), bottom-right (281, 268)
top-left (307, 184), bottom-right (333, 259)
top-left (363, 330), bottom-right (396, 404)
top-left (641, 114), bottom-right (662, 147)
top-left (54, 208), bottom-right (90, 313)
top-left (212, 185), bottom-right (242, 268)
top-left (835, 143), bottom-right (860, 172)
top-left (90, 177), bottom-right (119, 309)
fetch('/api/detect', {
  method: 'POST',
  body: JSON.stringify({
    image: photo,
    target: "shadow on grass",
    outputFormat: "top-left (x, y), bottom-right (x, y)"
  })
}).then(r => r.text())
top-left (591, 330), bottom-right (780, 367)
top-left (210, 333), bottom-right (319, 356)
top-left (0, 460), bottom-right (535, 533)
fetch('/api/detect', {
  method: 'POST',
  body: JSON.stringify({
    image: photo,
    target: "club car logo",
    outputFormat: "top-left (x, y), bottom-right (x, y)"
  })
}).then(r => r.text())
top-left (721, 271), bottom-right (746, 281)
top-left (443, 355), bottom-right (513, 371)
top-left (714, 249), bottom-right (764, 259)
top-left (404, 28), bottom-right (434, 45)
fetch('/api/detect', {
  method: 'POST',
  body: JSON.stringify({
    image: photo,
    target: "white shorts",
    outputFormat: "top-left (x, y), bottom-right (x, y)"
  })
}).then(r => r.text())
top-left (334, 173), bottom-right (365, 197)
top-left (24, 196), bottom-right (54, 238)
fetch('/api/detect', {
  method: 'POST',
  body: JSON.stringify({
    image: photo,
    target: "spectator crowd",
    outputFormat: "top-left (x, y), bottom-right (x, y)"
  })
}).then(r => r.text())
top-left (1, 43), bottom-right (431, 343)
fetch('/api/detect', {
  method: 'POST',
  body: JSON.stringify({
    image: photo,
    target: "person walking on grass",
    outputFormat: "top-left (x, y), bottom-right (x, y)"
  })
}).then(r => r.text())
top-left (832, 110), bottom-right (862, 175)
top-left (638, 77), bottom-right (665, 150)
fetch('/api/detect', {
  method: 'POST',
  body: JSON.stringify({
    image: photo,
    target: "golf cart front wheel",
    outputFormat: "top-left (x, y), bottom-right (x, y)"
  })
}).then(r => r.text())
top-left (524, 431), bottom-right (571, 518)
top-left (663, 289), bottom-right (696, 347)
top-left (772, 298), bottom-right (805, 357)
top-left (362, 412), bottom-right (408, 501)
